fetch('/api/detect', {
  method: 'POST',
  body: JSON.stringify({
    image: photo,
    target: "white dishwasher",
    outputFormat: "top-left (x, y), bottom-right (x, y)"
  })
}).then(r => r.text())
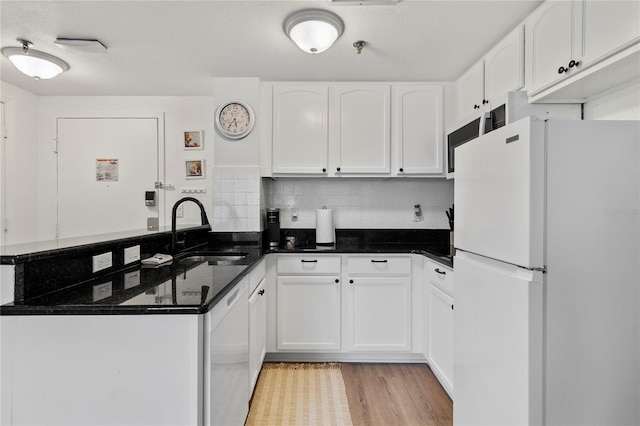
top-left (204, 276), bottom-right (249, 426)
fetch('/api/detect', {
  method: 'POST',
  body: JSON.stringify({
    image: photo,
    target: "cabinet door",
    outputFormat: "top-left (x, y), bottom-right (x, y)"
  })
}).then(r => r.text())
top-left (484, 25), bottom-right (525, 105)
top-left (344, 276), bottom-right (412, 352)
top-left (272, 85), bottom-right (329, 174)
top-left (428, 283), bottom-right (454, 396)
top-left (249, 278), bottom-right (266, 394)
top-left (276, 276), bottom-right (341, 350)
top-left (455, 60), bottom-right (485, 122)
top-left (394, 85), bottom-right (444, 175)
top-left (525, 0), bottom-right (577, 94)
top-left (579, 0), bottom-right (640, 67)
top-left (331, 85), bottom-right (391, 174)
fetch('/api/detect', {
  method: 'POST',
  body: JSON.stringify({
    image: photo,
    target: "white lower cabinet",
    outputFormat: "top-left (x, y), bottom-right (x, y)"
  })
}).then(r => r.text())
top-left (276, 276), bottom-right (342, 350)
top-left (249, 277), bottom-right (266, 393)
top-left (272, 254), bottom-right (418, 356)
top-left (424, 260), bottom-right (454, 398)
top-left (275, 256), bottom-right (342, 351)
top-left (344, 255), bottom-right (413, 352)
top-left (345, 276), bottom-right (412, 351)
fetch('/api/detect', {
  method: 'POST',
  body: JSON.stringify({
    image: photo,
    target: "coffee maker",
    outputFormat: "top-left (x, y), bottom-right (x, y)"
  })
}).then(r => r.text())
top-left (266, 208), bottom-right (280, 248)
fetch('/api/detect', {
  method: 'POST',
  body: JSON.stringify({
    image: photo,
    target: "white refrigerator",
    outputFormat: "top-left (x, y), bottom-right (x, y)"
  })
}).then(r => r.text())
top-left (453, 117), bottom-right (639, 426)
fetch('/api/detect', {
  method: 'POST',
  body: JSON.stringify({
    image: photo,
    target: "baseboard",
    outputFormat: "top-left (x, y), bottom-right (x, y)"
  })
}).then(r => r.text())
top-left (264, 352), bottom-right (428, 363)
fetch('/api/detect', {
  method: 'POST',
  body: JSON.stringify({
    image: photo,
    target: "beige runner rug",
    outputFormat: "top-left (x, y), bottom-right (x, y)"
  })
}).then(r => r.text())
top-left (246, 363), bottom-right (353, 426)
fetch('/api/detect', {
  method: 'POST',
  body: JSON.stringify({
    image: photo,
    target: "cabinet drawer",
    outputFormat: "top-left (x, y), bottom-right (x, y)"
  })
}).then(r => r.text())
top-left (426, 261), bottom-right (454, 295)
top-left (347, 256), bottom-right (411, 275)
top-left (277, 255), bottom-right (341, 275)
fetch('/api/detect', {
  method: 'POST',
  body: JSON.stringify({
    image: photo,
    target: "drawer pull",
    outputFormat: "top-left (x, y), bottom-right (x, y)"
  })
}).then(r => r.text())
top-left (301, 259), bottom-right (318, 263)
top-left (371, 259), bottom-right (388, 263)
top-left (335, 279), bottom-right (340, 284)
top-left (435, 268), bottom-right (446, 275)
top-left (349, 279), bottom-right (354, 284)
top-left (258, 289), bottom-right (265, 296)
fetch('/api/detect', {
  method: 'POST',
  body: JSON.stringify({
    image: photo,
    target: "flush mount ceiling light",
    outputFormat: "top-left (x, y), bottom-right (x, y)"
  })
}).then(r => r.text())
top-left (1, 38), bottom-right (69, 80)
top-left (284, 9), bottom-right (344, 54)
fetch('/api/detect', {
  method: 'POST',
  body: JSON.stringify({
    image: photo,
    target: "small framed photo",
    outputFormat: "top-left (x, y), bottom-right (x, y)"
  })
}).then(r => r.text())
top-left (184, 130), bottom-right (203, 150)
top-left (185, 159), bottom-right (205, 179)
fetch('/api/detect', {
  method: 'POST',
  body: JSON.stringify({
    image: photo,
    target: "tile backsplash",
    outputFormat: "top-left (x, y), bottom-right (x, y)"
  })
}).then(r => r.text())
top-left (264, 178), bottom-right (454, 230)
top-left (212, 166), bottom-right (263, 232)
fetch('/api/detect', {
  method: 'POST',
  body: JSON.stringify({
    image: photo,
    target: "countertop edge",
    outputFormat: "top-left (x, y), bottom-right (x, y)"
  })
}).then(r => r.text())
top-left (0, 249), bottom-right (451, 316)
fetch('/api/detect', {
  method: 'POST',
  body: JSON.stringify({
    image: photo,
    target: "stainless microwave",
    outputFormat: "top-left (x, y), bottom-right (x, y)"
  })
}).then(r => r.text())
top-left (447, 104), bottom-right (505, 173)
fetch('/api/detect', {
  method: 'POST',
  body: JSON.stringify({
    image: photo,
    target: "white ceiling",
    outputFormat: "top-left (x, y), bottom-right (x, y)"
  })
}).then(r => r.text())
top-left (0, 0), bottom-right (543, 96)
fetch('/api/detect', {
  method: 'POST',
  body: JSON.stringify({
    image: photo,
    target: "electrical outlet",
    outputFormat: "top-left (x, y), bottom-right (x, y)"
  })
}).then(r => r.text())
top-left (92, 281), bottom-right (113, 301)
top-left (124, 245), bottom-right (141, 265)
top-left (124, 271), bottom-right (141, 289)
top-left (92, 252), bottom-right (113, 273)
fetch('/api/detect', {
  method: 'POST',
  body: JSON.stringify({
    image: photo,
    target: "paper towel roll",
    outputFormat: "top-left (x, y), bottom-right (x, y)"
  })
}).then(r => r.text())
top-left (315, 208), bottom-right (335, 246)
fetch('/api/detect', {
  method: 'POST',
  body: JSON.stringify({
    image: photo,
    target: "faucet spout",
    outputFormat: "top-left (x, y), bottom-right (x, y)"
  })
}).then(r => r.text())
top-left (171, 197), bottom-right (210, 254)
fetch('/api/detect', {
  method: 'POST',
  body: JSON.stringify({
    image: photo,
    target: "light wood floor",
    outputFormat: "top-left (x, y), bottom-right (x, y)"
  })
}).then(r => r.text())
top-left (341, 363), bottom-right (453, 426)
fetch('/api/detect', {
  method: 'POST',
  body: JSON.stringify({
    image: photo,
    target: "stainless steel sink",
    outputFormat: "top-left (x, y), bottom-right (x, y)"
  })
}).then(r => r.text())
top-left (177, 252), bottom-right (248, 265)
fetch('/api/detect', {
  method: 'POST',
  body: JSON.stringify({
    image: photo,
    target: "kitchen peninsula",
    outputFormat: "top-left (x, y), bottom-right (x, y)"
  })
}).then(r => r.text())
top-left (0, 226), bottom-right (453, 425)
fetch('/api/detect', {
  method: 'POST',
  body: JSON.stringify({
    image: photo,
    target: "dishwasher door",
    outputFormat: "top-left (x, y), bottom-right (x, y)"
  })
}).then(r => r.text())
top-left (204, 277), bottom-right (249, 426)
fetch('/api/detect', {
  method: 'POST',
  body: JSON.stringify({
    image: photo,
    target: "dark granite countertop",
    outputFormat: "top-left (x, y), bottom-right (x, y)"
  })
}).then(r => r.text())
top-left (1, 228), bottom-right (453, 316)
top-left (0, 247), bottom-right (262, 316)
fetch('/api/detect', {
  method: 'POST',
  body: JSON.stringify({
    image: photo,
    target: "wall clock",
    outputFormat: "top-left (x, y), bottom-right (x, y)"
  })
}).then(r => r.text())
top-left (215, 100), bottom-right (255, 140)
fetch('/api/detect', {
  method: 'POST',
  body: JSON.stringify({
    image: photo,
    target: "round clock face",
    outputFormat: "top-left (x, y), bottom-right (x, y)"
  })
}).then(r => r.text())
top-left (216, 101), bottom-right (255, 139)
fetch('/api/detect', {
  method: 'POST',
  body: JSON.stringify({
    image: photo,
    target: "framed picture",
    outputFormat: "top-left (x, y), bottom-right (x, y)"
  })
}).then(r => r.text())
top-left (184, 130), bottom-right (203, 150)
top-left (185, 159), bottom-right (205, 179)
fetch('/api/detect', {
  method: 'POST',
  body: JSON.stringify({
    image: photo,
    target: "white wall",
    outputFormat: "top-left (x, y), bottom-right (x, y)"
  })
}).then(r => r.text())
top-left (37, 96), bottom-right (217, 241)
top-left (265, 178), bottom-right (454, 230)
top-left (0, 82), bottom-right (40, 245)
top-left (584, 82), bottom-right (640, 120)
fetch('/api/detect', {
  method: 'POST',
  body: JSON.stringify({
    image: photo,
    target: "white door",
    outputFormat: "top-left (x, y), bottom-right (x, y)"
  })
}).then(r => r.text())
top-left (344, 276), bottom-right (412, 352)
top-left (484, 25), bottom-right (524, 105)
top-left (272, 85), bottom-right (329, 174)
top-left (56, 117), bottom-right (160, 239)
top-left (453, 250), bottom-right (543, 426)
top-left (579, 0), bottom-right (640, 67)
top-left (525, 0), bottom-right (576, 94)
top-left (276, 275), bottom-right (341, 350)
top-left (427, 283), bottom-right (453, 395)
top-left (394, 85), bottom-right (444, 175)
top-left (331, 85), bottom-right (391, 174)
top-left (454, 116), bottom-right (545, 269)
top-left (455, 60), bottom-right (485, 122)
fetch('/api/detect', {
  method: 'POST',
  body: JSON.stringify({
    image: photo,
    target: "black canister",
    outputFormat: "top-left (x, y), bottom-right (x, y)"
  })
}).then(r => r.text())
top-left (266, 208), bottom-right (280, 248)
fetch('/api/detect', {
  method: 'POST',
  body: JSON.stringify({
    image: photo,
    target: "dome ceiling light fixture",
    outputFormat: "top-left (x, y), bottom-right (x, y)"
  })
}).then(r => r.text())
top-left (283, 9), bottom-right (344, 54)
top-left (1, 38), bottom-right (69, 80)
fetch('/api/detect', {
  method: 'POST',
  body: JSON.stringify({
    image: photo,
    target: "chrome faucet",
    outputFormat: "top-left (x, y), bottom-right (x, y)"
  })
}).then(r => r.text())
top-left (171, 197), bottom-right (210, 253)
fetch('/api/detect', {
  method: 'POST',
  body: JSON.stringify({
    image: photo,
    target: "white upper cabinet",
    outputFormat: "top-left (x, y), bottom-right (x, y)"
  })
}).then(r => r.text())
top-left (454, 25), bottom-right (524, 123)
top-left (272, 85), bottom-right (329, 174)
top-left (330, 85), bottom-right (391, 175)
top-left (455, 60), bottom-right (486, 121)
top-left (579, 0), bottom-right (640, 65)
top-left (525, 0), bottom-right (640, 98)
top-left (393, 85), bottom-right (444, 175)
top-left (525, 1), bottom-right (576, 95)
top-left (484, 25), bottom-right (525, 105)
top-left (267, 82), bottom-right (444, 177)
